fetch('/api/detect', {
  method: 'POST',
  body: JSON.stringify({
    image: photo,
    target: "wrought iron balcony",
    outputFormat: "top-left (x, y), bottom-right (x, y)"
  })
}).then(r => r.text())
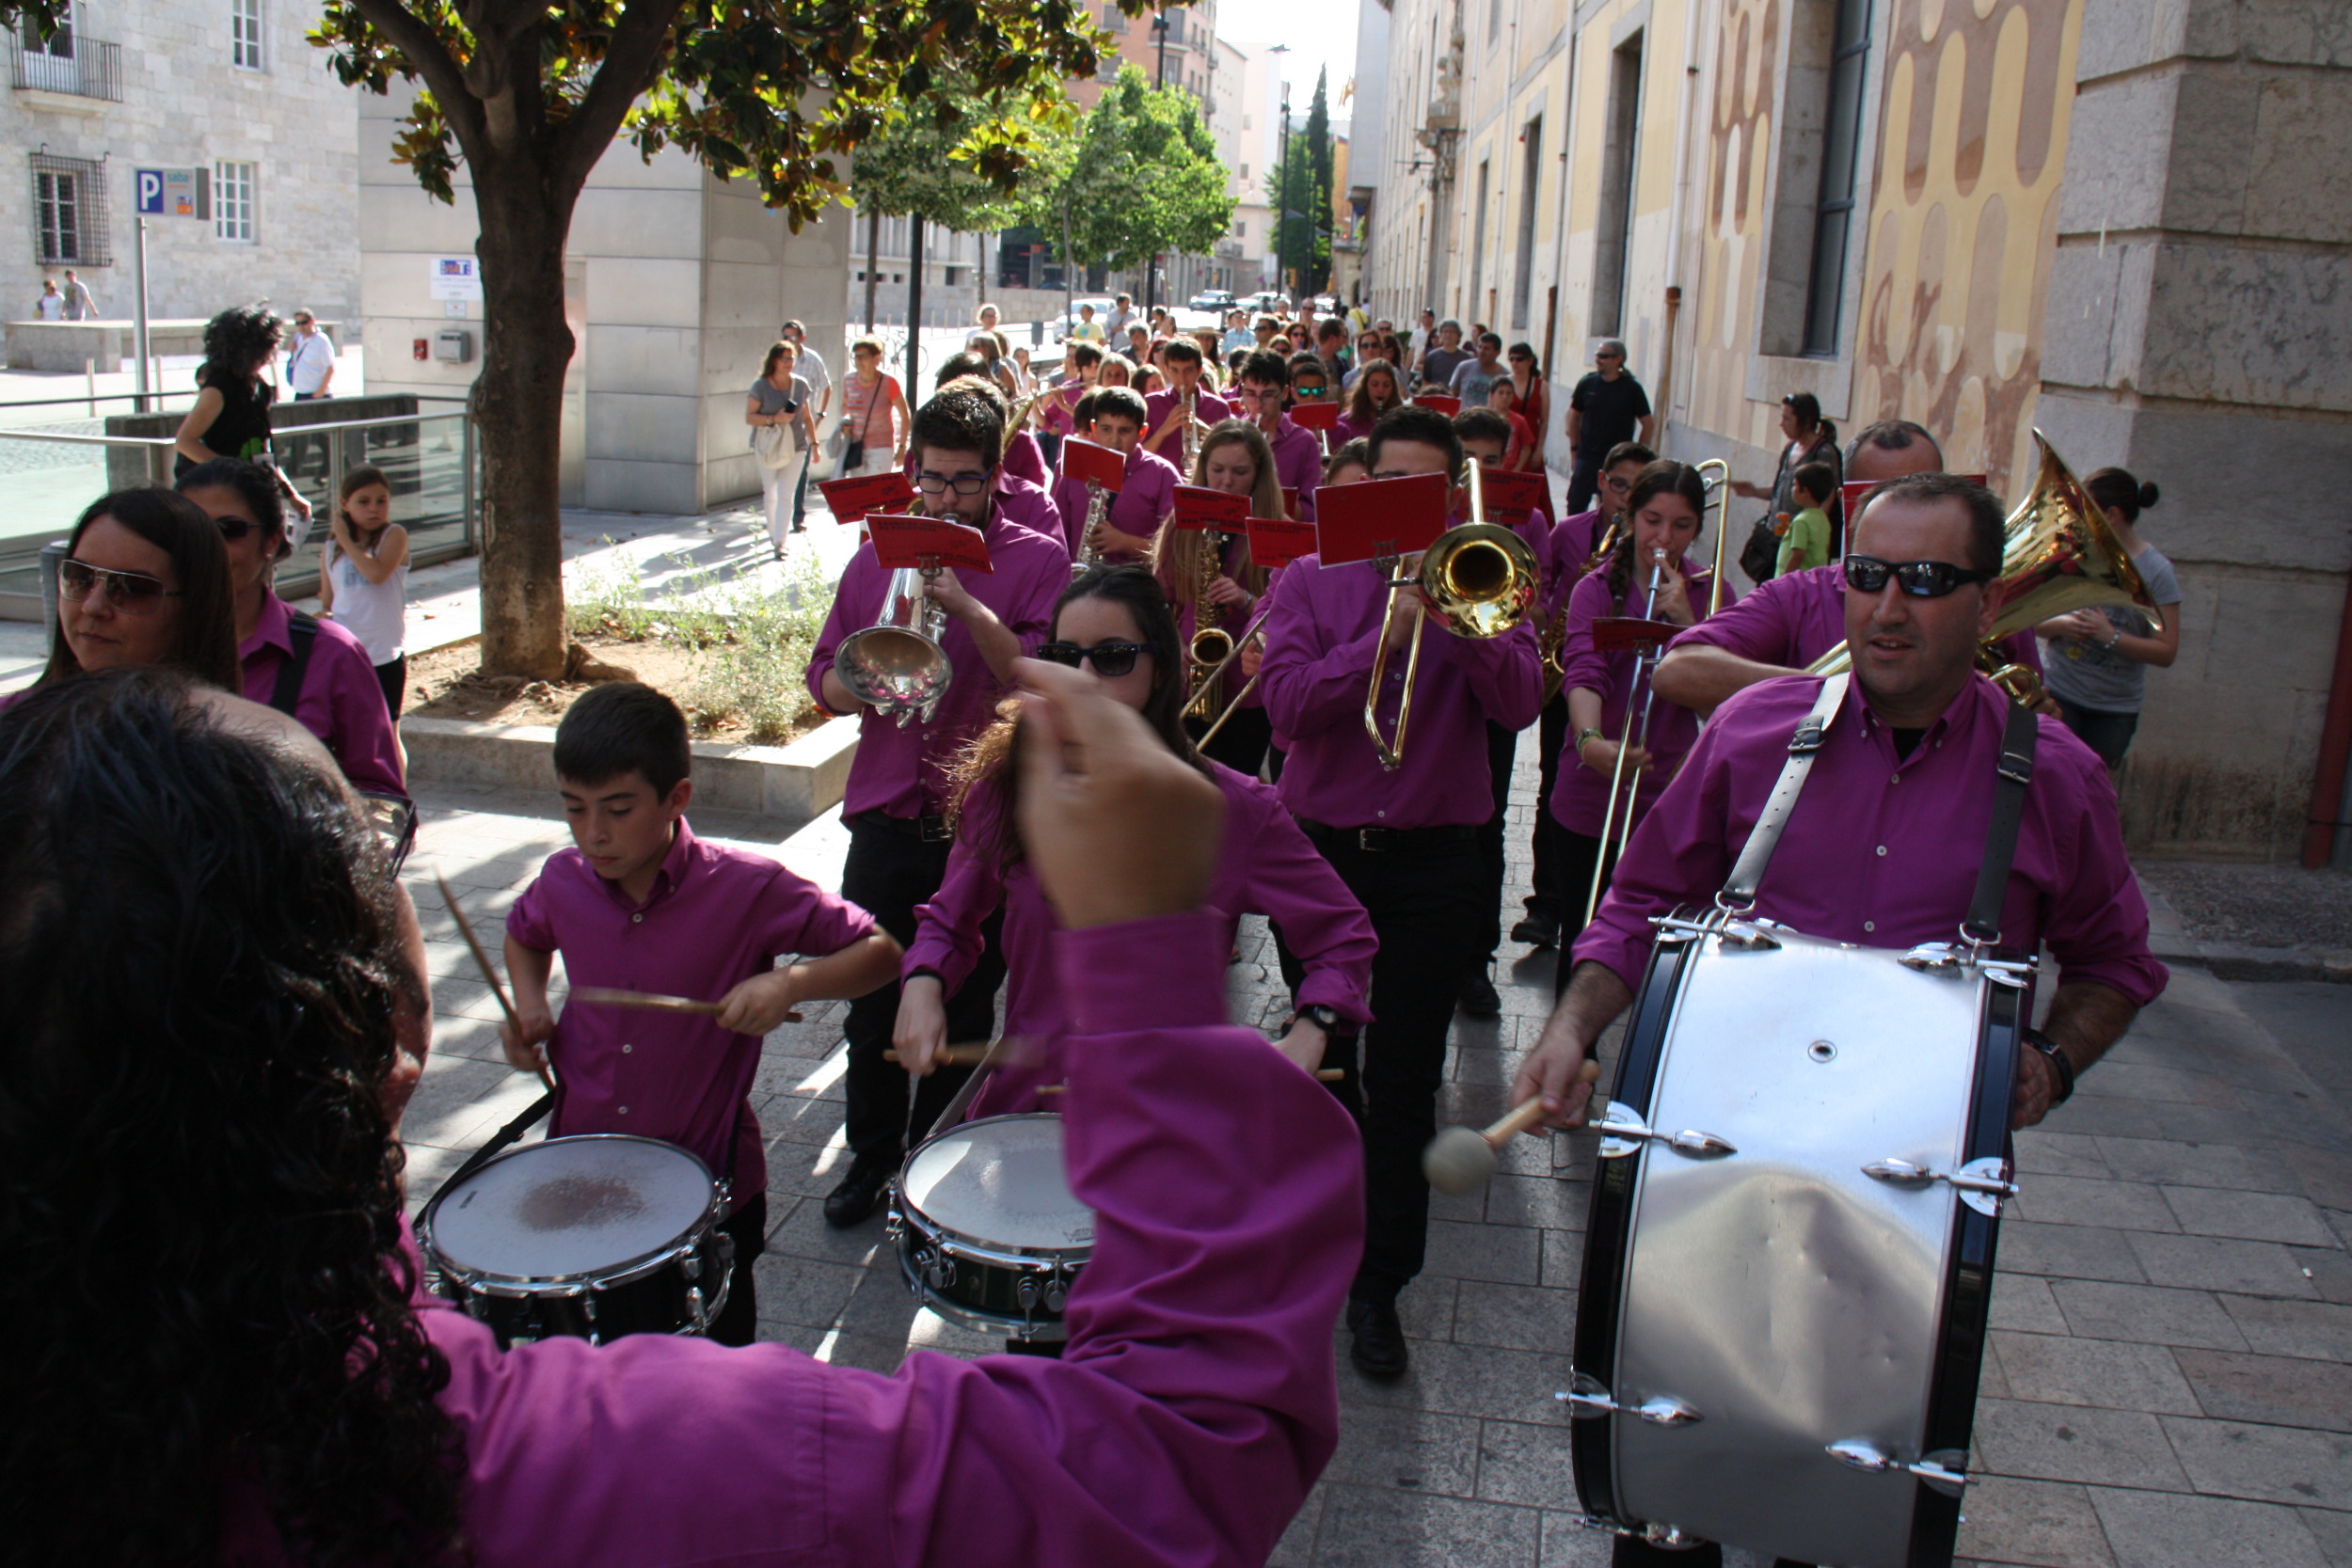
top-left (9, 33), bottom-right (123, 102)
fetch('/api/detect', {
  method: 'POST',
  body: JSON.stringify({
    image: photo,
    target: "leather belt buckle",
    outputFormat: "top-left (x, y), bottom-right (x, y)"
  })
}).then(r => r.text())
top-left (1357, 826), bottom-right (1393, 853)
top-left (919, 815), bottom-right (954, 844)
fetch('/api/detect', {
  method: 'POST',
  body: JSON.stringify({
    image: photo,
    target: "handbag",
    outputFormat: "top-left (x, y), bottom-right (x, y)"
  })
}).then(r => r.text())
top-left (752, 420), bottom-right (793, 468)
top-left (1740, 517), bottom-right (1783, 585)
top-left (840, 379), bottom-right (884, 469)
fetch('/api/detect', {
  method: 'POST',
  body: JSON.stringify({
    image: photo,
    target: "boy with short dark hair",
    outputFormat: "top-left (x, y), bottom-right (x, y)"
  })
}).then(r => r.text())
top-left (1052, 383), bottom-right (1178, 562)
top-left (1779, 461), bottom-right (1837, 577)
top-left (501, 681), bottom-right (903, 1345)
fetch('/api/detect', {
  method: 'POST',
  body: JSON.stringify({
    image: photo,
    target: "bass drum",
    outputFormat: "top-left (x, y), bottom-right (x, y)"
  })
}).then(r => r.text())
top-left (1570, 911), bottom-right (2025, 1568)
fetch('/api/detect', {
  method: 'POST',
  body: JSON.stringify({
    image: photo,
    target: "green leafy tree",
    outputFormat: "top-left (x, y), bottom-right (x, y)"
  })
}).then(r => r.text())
top-left (1052, 66), bottom-right (1233, 299)
top-left (1270, 70), bottom-right (1334, 294)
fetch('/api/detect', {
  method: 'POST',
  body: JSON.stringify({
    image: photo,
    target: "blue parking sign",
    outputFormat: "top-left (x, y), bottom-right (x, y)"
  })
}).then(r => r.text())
top-left (136, 169), bottom-right (166, 214)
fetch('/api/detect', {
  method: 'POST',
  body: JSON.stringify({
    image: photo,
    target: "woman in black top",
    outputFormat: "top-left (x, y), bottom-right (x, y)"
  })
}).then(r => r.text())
top-left (174, 307), bottom-right (310, 524)
top-left (1729, 390), bottom-right (1842, 568)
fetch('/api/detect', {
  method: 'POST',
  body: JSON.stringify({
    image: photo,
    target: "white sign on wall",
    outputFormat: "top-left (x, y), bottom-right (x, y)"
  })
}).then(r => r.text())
top-left (429, 256), bottom-right (485, 302)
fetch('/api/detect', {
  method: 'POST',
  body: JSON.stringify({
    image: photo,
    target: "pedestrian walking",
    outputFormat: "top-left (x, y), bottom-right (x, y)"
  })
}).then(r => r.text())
top-left (781, 320), bottom-right (832, 532)
top-left (1730, 391), bottom-right (1841, 578)
top-left (285, 309), bottom-right (337, 402)
top-left (2036, 468), bottom-right (2183, 777)
top-left (834, 335), bottom-right (910, 483)
top-left (33, 279), bottom-right (64, 321)
top-left (316, 464), bottom-right (410, 717)
top-left (1564, 339), bottom-right (1656, 514)
top-left (746, 340), bottom-right (816, 558)
top-left (60, 268), bottom-right (98, 321)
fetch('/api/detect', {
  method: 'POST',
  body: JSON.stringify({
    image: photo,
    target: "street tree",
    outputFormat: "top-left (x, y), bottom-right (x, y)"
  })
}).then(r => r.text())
top-left (1053, 66), bottom-right (1233, 304)
top-left (1270, 69), bottom-right (1334, 294)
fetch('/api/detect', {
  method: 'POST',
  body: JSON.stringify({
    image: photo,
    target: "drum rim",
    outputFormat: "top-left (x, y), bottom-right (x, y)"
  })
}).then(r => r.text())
top-left (419, 1132), bottom-right (724, 1293)
top-left (897, 1111), bottom-right (1094, 1258)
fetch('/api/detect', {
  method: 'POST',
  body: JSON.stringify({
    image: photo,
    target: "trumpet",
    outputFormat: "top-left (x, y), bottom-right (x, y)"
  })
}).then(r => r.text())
top-left (1363, 460), bottom-right (1540, 771)
top-left (834, 561), bottom-right (954, 728)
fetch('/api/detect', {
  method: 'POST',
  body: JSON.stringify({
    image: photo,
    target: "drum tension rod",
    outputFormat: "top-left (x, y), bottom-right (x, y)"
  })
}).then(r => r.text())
top-left (1861, 1155), bottom-right (2018, 1216)
top-left (1593, 1101), bottom-right (1739, 1161)
top-left (1557, 1372), bottom-right (1703, 1427)
top-left (1825, 1440), bottom-right (1971, 1497)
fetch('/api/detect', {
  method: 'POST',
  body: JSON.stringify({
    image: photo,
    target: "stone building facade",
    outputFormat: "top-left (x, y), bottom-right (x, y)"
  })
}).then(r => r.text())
top-left (1364, 0), bottom-right (2352, 861)
top-left (4, 0), bottom-right (358, 329)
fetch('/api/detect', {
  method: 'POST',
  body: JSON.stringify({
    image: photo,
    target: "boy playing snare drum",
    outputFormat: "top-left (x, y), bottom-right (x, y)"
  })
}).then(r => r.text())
top-left (501, 682), bottom-right (902, 1343)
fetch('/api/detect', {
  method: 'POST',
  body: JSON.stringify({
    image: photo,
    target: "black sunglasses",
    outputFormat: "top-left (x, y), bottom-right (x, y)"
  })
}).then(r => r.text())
top-left (1034, 639), bottom-right (1148, 677)
top-left (1843, 555), bottom-right (1996, 598)
top-left (214, 515), bottom-right (264, 541)
top-left (58, 558), bottom-right (183, 612)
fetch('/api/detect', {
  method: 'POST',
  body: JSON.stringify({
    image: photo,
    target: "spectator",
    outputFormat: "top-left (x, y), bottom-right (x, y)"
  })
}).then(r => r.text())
top-left (1222, 309), bottom-right (1254, 356)
top-left (173, 308), bottom-right (284, 481)
top-left (1730, 390), bottom-right (1842, 554)
top-left (1009, 344), bottom-right (1037, 397)
top-left (1314, 319), bottom-right (1351, 384)
top-left (1504, 341), bottom-right (1548, 468)
top-left (1407, 308), bottom-right (1437, 376)
top-left (747, 340), bottom-right (817, 557)
top-left (1069, 302), bottom-right (1106, 343)
top-left (33, 278), bottom-right (63, 321)
top-left (316, 465), bottom-right (411, 717)
top-left (1106, 293), bottom-right (1136, 341)
top-left (2037, 468), bottom-right (2184, 777)
top-left (834, 335), bottom-right (910, 482)
top-left (1564, 339), bottom-right (1655, 514)
top-left (1096, 355), bottom-right (1133, 388)
top-left (977, 301), bottom-right (1002, 336)
top-left (1123, 322), bottom-right (1152, 366)
top-left (1775, 461), bottom-right (1836, 578)
top-left (30, 488), bottom-right (240, 695)
top-left (1486, 380), bottom-right (1537, 471)
top-left (60, 268), bottom-right (98, 321)
top-left (1252, 315), bottom-right (1281, 352)
top-left (1422, 319), bottom-right (1471, 391)
top-left (1448, 331), bottom-right (1506, 405)
top-left (284, 309), bottom-right (337, 402)
top-left (780, 320), bottom-right (834, 532)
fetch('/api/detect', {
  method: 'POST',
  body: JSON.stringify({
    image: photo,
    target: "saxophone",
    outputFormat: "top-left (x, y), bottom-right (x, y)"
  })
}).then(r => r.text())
top-left (1543, 518), bottom-right (1622, 705)
top-left (1184, 527), bottom-right (1235, 717)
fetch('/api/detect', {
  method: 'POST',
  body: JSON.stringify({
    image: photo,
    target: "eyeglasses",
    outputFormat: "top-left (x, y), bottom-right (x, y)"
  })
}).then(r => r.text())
top-left (1842, 555), bottom-right (1996, 598)
top-left (1033, 639), bottom-right (1147, 677)
top-left (1597, 352), bottom-right (1624, 362)
top-left (214, 515), bottom-right (263, 541)
top-left (58, 558), bottom-right (183, 613)
top-left (914, 469), bottom-right (993, 496)
top-left (1603, 474), bottom-right (1634, 494)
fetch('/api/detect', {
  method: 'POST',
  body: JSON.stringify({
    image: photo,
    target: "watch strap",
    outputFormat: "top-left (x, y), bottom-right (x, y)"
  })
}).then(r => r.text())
top-left (2025, 1027), bottom-right (2076, 1104)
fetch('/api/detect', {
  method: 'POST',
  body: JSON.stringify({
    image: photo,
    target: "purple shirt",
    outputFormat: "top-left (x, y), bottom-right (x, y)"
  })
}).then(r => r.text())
top-left (228, 914), bottom-right (1361, 1568)
top-left (1051, 444), bottom-right (1180, 560)
top-left (1667, 562), bottom-right (2042, 680)
top-left (906, 763), bottom-right (1376, 1114)
top-left (807, 508), bottom-right (1071, 819)
top-left (506, 819), bottom-right (877, 1197)
top-left (1541, 507), bottom-right (1606, 620)
top-left (1262, 553), bottom-right (1545, 829)
top-left (1572, 673), bottom-right (2169, 1007)
top-left (238, 593), bottom-right (405, 798)
top-left (1003, 431), bottom-right (1049, 486)
top-left (1266, 416), bottom-right (1324, 520)
top-left (1550, 558), bottom-right (1735, 836)
top-left (1143, 386), bottom-right (1234, 460)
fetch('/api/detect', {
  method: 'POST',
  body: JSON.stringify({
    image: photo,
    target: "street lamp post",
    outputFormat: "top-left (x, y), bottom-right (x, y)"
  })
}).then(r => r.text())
top-left (1267, 43), bottom-right (1291, 303)
top-left (1147, 9), bottom-right (1169, 317)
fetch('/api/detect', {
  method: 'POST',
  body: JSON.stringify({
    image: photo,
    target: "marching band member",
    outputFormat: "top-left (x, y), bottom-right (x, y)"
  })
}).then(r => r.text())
top-left (1286, 352), bottom-right (1335, 408)
top-left (806, 383), bottom-right (1073, 1229)
top-left (1260, 404), bottom-right (1545, 1382)
top-left (1156, 419), bottom-right (1281, 775)
top-left (1049, 385), bottom-right (1180, 563)
top-left (1036, 341), bottom-right (1106, 451)
top-left (1323, 437), bottom-right (1372, 489)
top-left (895, 564), bottom-right (1375, 1126)
top-left (1547, 462), bottom-right (1735, 982)
top-left (1232, 348), bottom-right (1327, 522)
top-left (1140, 337), bottom-right (1232, 463)
top-left (930, 352), bottom-right (1049, 485)
top-left (1337, 358), bottom-right (1404, 444)
top-left (5, 662), bottom-right (1364, 1568)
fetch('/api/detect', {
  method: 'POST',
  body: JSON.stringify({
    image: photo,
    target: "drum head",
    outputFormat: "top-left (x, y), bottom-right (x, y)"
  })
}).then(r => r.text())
top-left (427, 1135), bottom-right (714, 1281)
top-left (902, 1114), bottom-right (1092, 1252)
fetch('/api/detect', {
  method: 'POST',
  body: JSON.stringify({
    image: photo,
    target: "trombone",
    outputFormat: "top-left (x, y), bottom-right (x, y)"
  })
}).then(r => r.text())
top-left (1695, 458), bottom-right (1731, 616)
top-left (1362, 460), bottom-right (1540, 771)
top-left (1579, 556), bottom-right (1673, 930)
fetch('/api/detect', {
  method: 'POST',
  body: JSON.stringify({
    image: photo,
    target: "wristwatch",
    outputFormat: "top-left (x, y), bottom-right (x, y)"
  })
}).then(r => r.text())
top-left (1295, 1004), bottom-right (1345, 1035)
top-left (1575, 726), bottom-right (1606, 754)
top-left (2023, 1028), bottom-right (2076, 1105)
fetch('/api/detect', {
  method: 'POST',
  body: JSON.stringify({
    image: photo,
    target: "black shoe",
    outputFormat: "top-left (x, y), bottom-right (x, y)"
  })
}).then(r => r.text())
top-left (1510, 911), bottom-right (1560, 949)
top-left (822, 1156), bottom-right (893, 1228)
top-left (1457, 968), bottom-right (1502, 1018)
top-left (1346, 1294), bottom-right (1409, 1380)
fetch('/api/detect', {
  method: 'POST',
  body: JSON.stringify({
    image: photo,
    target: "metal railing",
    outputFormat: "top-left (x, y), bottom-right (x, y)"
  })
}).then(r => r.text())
top-left (8, 35), bottom-right (122, 101)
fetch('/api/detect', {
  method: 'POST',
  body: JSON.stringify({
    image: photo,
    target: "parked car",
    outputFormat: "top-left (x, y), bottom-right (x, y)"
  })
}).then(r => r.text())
top-left (1187, 288), bottom-right (1237, 312)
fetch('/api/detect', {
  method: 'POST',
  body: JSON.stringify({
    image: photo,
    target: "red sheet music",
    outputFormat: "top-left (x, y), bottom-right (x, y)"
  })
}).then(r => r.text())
top-left (1281, 486), bottom-right (1299, 519)
top-left (1311, 472), bottom-right (1449, 565)
top-left (1171, 484), bottom-right (1250, 531)
top-left (1476, 467), bottom-right (1549, 527)
top-left (1591, 617), bottom-right (1683, 652)
top-left (1248, 518), bottom-right (1318, 568)
top-left (1061, 437), bottom-right (1126, 493)
top-left (866, 514), bottom-right (994, 574)
top-left (1412, 393), bottom-right (1461, 417)
top-left (818, 470), bottom-right (915, 525)
top-left (1288, 400), bottom-right (1343, 432)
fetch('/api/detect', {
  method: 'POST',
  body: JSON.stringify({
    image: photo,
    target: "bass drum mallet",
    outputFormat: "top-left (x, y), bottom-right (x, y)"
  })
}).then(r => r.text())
top-left (1422, 1059), bottom-right (1602, 1196)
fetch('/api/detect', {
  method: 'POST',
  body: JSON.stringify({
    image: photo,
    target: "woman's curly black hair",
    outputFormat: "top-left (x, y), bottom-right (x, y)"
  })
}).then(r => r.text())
top-left (0, 669), bottom-right (465, 1564)
top-left (197, 304), bottom-right (283, 389)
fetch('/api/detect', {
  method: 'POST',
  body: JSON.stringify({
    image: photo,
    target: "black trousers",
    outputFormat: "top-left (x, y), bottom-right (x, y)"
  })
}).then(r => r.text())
top-left (839, 816), bottom-right (1008, 1168)
top-left (1549, 816), bottom-right (1621, 997)
top-left (1189, 703), bottom-right (1272, 781)
top-left (707, 1194), bottom-right (767, 1347)
top-left (1524, 692), bottom-right (1568, 922)
top-left (1567, 457), bottom-right (1604, 517)
top-left (1300, 826), bottom-right (1487, 1299)
top-left (374, 654), bottom-right (407, 718)
top-left (1474, 721), bottom-right (1518, 963)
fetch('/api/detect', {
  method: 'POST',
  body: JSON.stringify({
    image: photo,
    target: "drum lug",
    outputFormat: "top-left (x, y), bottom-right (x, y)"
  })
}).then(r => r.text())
top-left (916, 1246), bottom-right (956, 1291)
top-left (1557, 1372), bottom-right (1703, 1427)
top-left (1714, 921), bottom-right (1781, 951)
top-left (1899, 942), bottom-right (1966, 975)
top-left (1593, 1101), bottom-right (1739, 1161)
top-left (1862, 1154), bottom-right (2018, 1216)
top-left (1826, 1440), bottom-right (1972, 1497)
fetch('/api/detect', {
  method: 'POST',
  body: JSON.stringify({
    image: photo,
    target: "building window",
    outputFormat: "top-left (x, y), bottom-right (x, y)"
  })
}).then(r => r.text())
top-left (1591, 33), bottom-right (1644, 336)
top-left (1468, 159), bottom-right (1491, 320)
top-left (31, 152), bottom-right (110, 266)
top-left (1510, 116), bottom-right (1543, 328)
top-left (230, 0), bottom-right (263, 70)
top-left (215, 160), bottom-right (256, 242)
top-left (1802, 0), bottom-right (1870, 356)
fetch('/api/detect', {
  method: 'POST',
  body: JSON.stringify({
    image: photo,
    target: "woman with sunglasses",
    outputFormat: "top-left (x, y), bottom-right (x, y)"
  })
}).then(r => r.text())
top-left (176, 457), bottom-right (405, 800)
top-left (22, 488), bottom-right (241, 701)
top-left (1549, 462), bottom-right (1735, 981)
top-left (895, 563), bottom-right (1373, 1124)
top-left (1337, 358), bottom-right (1403, 444)
top-left (1503, 342), bottom-right (1548, 470)
top-left (1154, 420), bottom-right (1282, 777)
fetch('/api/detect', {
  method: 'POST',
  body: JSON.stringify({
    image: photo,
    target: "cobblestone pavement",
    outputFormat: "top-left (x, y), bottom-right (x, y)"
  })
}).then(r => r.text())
top-left (398, 734), bottom-right (2352, 1568)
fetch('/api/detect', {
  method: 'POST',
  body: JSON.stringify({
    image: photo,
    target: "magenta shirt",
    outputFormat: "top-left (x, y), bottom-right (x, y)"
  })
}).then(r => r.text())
top-left (1262, 553), bottom-right (1545, 829)
top-left (226, 913), bottom-right (1362, 1568)
top-left (807, 509), bottom-right (1071, 820)
top-left (1051, 444), bottom-right (1179, 559)
top-left (1143, 386), bottom-right (1234, 454)
top-left (1571, 673), bottom-right (2169, 1006)
top-left (905, 763), bottom-right (1375, 1114)
top-left (238, 594), bottom-right (405, 798)
top-left (1541, 507), bottom-right (1605, 621)
top-left (1266, 417), bottom-right (1324, 520)
top-left (1003, 431), bottom-right (1049, 486)
top-left (1667, 562), bottom-right (2042, 680)
top-left (505, 819), bottom-right (877, 1197)
top-left (1551, 557), bottom-right (1736, 837)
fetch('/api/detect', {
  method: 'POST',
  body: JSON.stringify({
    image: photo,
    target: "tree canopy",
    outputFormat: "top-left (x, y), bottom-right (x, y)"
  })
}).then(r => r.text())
top-left (1055, 66), bottom-right (1234, 277)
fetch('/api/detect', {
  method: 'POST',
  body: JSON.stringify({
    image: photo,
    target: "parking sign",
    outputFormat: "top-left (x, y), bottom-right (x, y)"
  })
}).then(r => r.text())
top-left (136, 169), bottom-right (165, 214)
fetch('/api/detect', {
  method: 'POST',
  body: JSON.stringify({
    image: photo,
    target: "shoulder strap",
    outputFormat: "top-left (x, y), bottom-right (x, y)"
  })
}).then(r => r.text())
top-left (1719, 673), bottom-right (1848, 911)
top-left (269, 610), bottom-right (320, 717)
top-left (1963, 699), bottom-right (2040, 945)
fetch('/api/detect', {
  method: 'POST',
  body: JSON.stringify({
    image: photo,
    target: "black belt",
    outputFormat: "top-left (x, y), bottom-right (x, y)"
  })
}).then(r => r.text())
top-left (1297, 817), bottom-right (1479, 854)
top-left (850, 808), bottom-right (955, 844)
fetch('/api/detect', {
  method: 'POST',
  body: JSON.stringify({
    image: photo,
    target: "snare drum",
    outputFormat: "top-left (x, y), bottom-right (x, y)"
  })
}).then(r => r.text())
top-left (420, 1133), bottom-right (734, 1347)
top-left (1569, 911), bottom-right (2026, 1568)
top-left (889, 1113), bottom-right (1093, 1341)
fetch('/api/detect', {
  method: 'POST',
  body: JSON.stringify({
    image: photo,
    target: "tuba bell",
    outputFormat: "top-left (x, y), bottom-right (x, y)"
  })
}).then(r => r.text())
top-left (1805, 430), bottom-right (2154, 705)
top-left (835, 562), bottom-right (955, 728)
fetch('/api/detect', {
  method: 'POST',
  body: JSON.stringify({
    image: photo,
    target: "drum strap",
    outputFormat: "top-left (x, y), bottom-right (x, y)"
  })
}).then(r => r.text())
top-left (442, 1091), bottom-right (554, 1189)
top-left (1719, 673), bottom-right (1849, 909)
top-left (1963, 700), bottom-right (2040, 946)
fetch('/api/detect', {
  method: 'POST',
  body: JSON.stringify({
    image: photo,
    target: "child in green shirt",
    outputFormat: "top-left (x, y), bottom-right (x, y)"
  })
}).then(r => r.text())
top-left (1777, 460), bottom-right (1837, 576)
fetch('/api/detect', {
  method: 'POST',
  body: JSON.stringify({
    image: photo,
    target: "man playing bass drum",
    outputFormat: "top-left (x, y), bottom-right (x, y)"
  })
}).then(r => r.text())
top-left (1514, 473), bottom-right (2169, 1567)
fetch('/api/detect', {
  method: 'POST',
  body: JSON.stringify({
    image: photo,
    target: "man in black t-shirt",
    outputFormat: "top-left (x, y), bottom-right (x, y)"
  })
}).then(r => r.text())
top-left (1565, 339), bottom-right (1655, 513)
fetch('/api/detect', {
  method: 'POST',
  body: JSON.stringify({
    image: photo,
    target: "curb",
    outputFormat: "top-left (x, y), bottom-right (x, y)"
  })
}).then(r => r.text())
top-left (402, 713), bottom-right (859, 830)
top-left (2149, 942), bottom-right (2352, 985)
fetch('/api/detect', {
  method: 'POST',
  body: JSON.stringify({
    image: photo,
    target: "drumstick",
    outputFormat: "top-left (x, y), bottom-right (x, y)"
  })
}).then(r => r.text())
top-left (1037, 1069), bottom-right (1343, 1095)
top-left (572, 986), bottom-right (803, 1024)
top-left (435, 870), bottom-right (553, 1093)
top-left (1422, 1059), bottom-right (1603, 1196)
top-left (884, 1043), bottom-right (994, 1068)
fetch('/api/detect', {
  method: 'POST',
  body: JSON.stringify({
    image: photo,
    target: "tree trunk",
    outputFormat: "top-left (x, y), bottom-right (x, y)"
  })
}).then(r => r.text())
top-left (469, 164), bottom-right (577, 679)
top-left (1060, 197), bottom-right (1074, 327)
top-left (905, 214), bottom-right (925, 394)
top-left (865, 208), bottom-right (881, 331)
